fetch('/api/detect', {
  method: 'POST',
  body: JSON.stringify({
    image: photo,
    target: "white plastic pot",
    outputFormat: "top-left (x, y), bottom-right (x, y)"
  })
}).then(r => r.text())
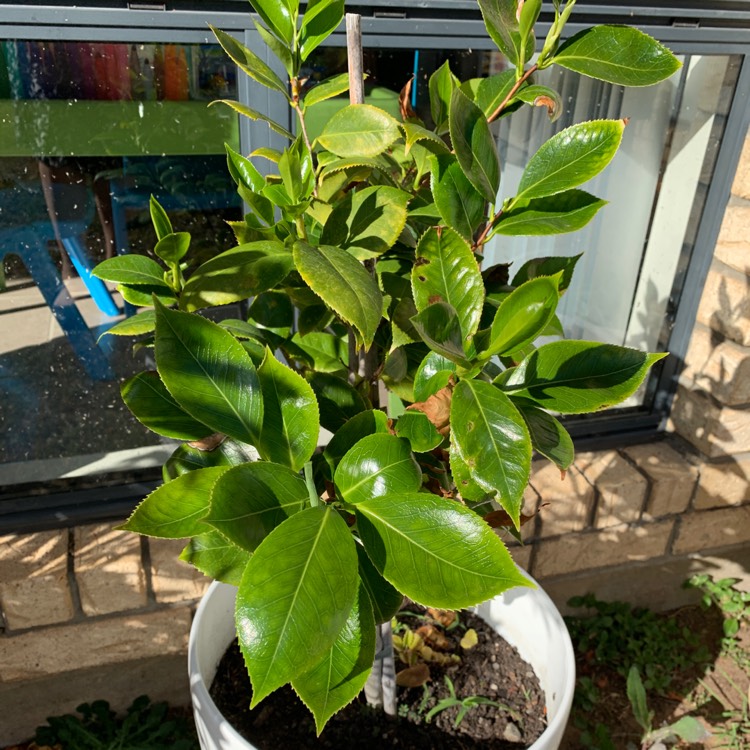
top-left (189, 573), bottom-right (575, 750)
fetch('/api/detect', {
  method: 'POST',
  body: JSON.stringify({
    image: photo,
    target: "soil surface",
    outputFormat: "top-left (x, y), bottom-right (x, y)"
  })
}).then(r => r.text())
top-left (210, 605), bottom-right (547, 749)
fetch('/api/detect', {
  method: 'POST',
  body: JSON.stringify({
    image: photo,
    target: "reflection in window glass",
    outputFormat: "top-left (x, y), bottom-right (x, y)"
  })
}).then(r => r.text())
top-left (0, 40), bottom-right (241, 487)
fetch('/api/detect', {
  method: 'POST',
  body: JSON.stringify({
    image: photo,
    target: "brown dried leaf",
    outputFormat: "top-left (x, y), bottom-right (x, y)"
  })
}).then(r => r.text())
top-left (396, 663), bottom-right (430, 688)
top-left (416, 624), bottom-right (452, 651)
top-left (426, 607), bottom-right (456, 628)
top-left (407, 385), bottom-right (453, 436)
top-left (399, 77), bottom-right (417, 120)
top-left (188, 432), bottom-right (226, 451)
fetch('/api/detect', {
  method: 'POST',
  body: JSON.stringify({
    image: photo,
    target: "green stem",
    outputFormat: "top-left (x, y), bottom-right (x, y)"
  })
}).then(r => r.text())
top-left (487, 64), bottom-right (538, 124)
top-left (304, 461), bottom-right (319, 508)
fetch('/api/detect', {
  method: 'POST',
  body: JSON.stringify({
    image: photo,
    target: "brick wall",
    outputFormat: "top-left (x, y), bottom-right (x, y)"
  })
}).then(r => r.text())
top-left (2, 135), bottom-right (750, 747)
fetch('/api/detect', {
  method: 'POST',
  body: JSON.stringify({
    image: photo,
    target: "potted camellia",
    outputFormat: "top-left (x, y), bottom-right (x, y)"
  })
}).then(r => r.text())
top-left (94, 0), bottom-right (680, 747)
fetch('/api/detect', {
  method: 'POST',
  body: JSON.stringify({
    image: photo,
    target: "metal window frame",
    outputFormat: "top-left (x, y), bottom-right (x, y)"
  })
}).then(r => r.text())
top-left (1, 2), bottom-right (749, 532)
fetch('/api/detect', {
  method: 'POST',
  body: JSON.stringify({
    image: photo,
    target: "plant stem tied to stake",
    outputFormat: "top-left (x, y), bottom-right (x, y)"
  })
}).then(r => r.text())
top-left (347, 10), bottom-right (397, 717)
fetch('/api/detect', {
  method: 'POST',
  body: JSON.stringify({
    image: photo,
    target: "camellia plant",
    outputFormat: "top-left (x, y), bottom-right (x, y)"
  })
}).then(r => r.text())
top-left (94, 0), bottom-right (680, 735)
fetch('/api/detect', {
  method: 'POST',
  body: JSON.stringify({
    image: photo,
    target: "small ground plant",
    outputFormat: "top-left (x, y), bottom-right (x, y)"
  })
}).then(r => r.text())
top-left (566, 594), bottom-right (710, 693)
top-left (33, 695), bottom-right (198, 750)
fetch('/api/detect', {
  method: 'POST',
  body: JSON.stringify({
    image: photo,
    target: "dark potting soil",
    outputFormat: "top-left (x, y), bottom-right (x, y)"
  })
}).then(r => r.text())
top-left (210, 606), bottom-right (546, 749)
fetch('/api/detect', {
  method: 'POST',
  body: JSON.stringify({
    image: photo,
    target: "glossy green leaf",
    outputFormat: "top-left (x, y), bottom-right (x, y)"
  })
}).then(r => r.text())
top-left (477, 0), bottom-right (534, 68)
top-left (211, 26), bottom-right (290, 96)
top-left (412, 227), bottom-right (484, 340)
top-left (253, 19), bottom-right (294, 77)
top-left (162, 439), bottom-right (257, 480)
top-left (121, 371), bottom-right (212, 441)
top-left (492, 190), bottom-right (606, 236)
top-left (117, 283), bottom-right (175, 307)
top-left (356, 492), bottom-right (528, 608)
top-left (181, 242), bottom-right (294, 312)
top-left (293, 241), bottom-right (383, 348)
top-left (335, 434), bottom-right (421, 505)
top-left (496, 341), bottom-right (667, 413)
top-left (317, 105), bottom-right (400, 158)
top-left (154, 231), bottom-right (190, 265)
top-left (247, 0), bottom-right (295, 43)
top-left (430, 154), bottom-right (486, 241)
top-left (213, 99), bottom-right (294, 140)
top-left (518, 0), bottom-right (542, 52)
top-left (428, 60), bottom-right (458, 133)
top-left (237, 507), bottom-right (358, 706)
top-left (511, 254), bottom-right (582, 292)
top-left (450, 379), bottom-right (532, 526)
top-left (290, 332), bottom-right (347, 373)
top-left (279, 136), bottom-right (315, 204)
top-left (323, 409), bottom-right (390, 473)
top-left (99, 310), bottom-right (156, 339)
top-left (92, 255), bottom-right (166, 286)
top-left (205, 461), bottom-right (307, 552)
top-left (120, 467), bottom-right (227, 538)
top-left (413, 352), bottom-right (457, 402)
top-left (461, 70), bottom-right (515, 119)
top-left (516, 403), bottom-right (574, 472)
top-left (154, 301), bottom-right (264, 444)
top-left (255, 349), bottom-right (319, 471)
top-left (553, 26), bottom-right (681, 87)
top-left (307, 371), bottom-right (369, 433)
top-left (356, 544), bottom-right (403, 624)
top-left (515, 119), bottom-right (625, 203)
top-left (449, 88), bottom-right (500, 202)
top-left (149, 195), bottom-right (173, 241)
top-left (322, 186), bottom-right (411, 259)
top-left (394, 410), bottom-right (443, 453)
top-left (180, 529), bottom-right (251, 586)
top-left (292, 583), bottom-right (375, 734)
top-left (411, 302), bottom-right (470, 367)
top-left (482, 275), bottom-right (560, 358)
top-left (300, 0), bottom-right (345, 61)
top-left (226, 142), bottom-right (265, 193)
top-left (401, 122), bottom-right (449, 155)
top-left (449, 440), bottom-right (491, 503)
top-left (303, 73), bottom-right (350, 107)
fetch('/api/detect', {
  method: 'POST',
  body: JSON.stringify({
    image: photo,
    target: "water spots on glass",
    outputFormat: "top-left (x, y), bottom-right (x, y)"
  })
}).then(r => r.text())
top-left (0, 38), bottom-right (242, 479)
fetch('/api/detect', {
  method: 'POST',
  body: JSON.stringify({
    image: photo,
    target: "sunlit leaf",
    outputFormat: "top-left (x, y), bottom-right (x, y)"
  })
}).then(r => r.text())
top-left (496, 341), bottom-right (667, 413)
top-left (450, 379), bottom-right (531, 526)
top-left (205, 461), bottom-right (307, 552)
top-left (553, 26), bottom-right (681, 86)
top-left (335, 434), bottom-right (421, 505)
top-left (317, 105), bottom-right (400, 158)
top-left (120, 467), bottom-right (227, 538)
top-left (292, 584), bottom-right (375, 734)
top-left (237, 507), bottom-right (358, 706)
top-left (154, 301), bottom-right (264, 444)
top-left (357, 492), bottom-right (528, 608)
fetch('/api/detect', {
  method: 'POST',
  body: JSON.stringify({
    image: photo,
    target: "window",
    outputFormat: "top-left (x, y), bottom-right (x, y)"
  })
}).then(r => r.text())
top-left (1, 1), bottom-right (749, 529)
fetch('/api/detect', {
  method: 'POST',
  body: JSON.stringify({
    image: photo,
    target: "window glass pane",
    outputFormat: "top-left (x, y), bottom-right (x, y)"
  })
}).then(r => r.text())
top-left (485, 53), bottom-right (740, 406)
top-left (0, 40), bottom-right (241, 488)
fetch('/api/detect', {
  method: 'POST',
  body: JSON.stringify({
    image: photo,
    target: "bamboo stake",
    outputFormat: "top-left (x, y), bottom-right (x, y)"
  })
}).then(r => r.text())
top-left (346, 11), bottom-right (397, 719)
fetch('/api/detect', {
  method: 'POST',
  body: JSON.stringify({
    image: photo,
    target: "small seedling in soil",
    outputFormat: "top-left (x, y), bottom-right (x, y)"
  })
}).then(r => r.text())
top-left (626, 666), bottom-right (710, 750)
top-left (32, 695), bottom-right (198, 750)
top-left (696, 667), bottom-right (750, 750)
top-left (425, 675), bottom-right (517, 729)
